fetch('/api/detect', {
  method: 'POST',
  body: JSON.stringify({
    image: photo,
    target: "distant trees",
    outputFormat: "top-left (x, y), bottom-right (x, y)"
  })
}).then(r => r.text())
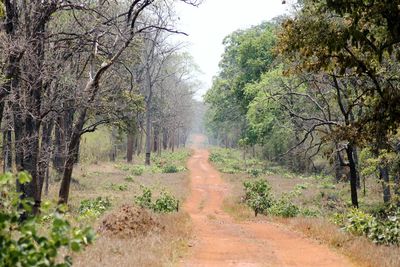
top-left (205, 1), bottom-right (400, 208)
top-left (0, 0), bottom-right (200, 210)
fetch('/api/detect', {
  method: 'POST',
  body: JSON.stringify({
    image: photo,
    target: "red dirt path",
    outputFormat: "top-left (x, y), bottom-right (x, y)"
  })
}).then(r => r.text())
top-left (180, 134), bottom-right (354, 267)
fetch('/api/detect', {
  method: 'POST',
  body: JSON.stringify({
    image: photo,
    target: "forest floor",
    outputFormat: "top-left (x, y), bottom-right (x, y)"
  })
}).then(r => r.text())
top-left (180, 134), bottom-right (354, 267)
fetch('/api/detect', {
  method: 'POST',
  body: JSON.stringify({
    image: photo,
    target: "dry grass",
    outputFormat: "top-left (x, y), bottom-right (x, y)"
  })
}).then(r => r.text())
top-left (74, 212), bottom-right (191, 267)
top-left (274, 217), bottom-right (400, 267)
top-left (222, 196), bottom-right (253, 221)
top-left (42, 149), bottom-right (192, 267)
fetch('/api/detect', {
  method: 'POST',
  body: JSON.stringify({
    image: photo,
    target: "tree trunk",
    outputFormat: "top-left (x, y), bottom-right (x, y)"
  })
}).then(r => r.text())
top-left (137, 127), bottom-right (143, 156)
top-left (153, 126), bottom-right (159, 153)
top-left (3, 129), bottom-right (12, 173)
top-left (58, 110), bottom-right (86, 205)
top-left (37, 119), bottom-right (54, 204)
top-left (162, 128), bottom-right (168, 150)
top-left (346, 144), bottom-right (359, 208)
top-left (176, 128), bottom-right (180, 149)
top-left (353, 147), bottom-right (361, 189)
top-left (53, 116), bottom-right (65, 175)
top-left (127, 131), bottom-right (134, 163)
top-left (145, 105), bottom-right (152, 165)
top-left (379, 165), bottom-right (391, 203)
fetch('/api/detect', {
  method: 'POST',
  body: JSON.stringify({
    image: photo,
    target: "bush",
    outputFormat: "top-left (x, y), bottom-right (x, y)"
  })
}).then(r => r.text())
top-left (334, 208), bottom-right (400, 245)
top-left (243, 179), bottom-right (273, 216)
top-left (78, 197), bottom-right (112, 218)
top-left (134, 186), bottom-right (179, 214)
top-left (162, 165), bottom-right (179, 173)
top-left (0, 172), bottom-right (95, 266)
top-left (124, 175), bottom-right (135, 182)
top-left (134, 186), bottom-right (153, 209)
top-left (153, 191), bottom-right (179, 213)
top-left (209, 152), bottom-right (225, 163)
top-left (108, 183), bottom-right (128, 191)
top-left (131, 165), bottom-right (145, 176)
top-left (246, 168), bottom-right (263, 177)
top-left (268, 194), bottom-right (300, 218)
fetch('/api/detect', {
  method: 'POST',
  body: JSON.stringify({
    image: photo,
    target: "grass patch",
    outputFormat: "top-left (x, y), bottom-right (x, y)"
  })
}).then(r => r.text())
top-left (276, 217), bottom-right (400, 267)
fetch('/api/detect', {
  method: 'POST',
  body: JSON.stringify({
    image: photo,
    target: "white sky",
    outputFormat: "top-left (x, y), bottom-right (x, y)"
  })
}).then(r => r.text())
top-left (174, 0), bottom-right (289, 100)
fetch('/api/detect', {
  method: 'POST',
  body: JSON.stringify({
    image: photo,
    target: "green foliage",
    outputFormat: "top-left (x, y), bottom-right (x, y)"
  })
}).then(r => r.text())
top-left (153, 191), bottom-right (179, 213)
top-left (124, 175), bottom-right (135, 182)
top-left (246, 168), bottom-right (263, 177)
top-left (243, 179), bottom-right (273, 216)
top-left (107, 183), bottom-right (128, 191)
top-left (334, 208), bottom-right (400, 245)
top-left (134, 186), bottom-right (153, 209)
top-left (268, 193), bottom-right (300, 218)
top-left (131, 165), bottom-right (145, 176)
top-left (78, 197), bottom-right (111, 219)
top-left (209, 152), bottom-right (225, 163)
top-left (134, 186), bottom-right (179, 214)
top-left (0, 1), bottom-right (4, 19)
top-left (162, 165), bottom-right (179, 173)
top-left (0, 172), bottom-right (94, 266)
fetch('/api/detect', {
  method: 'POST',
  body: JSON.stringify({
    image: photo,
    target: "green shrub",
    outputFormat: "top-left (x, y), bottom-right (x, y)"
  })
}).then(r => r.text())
top-left (0, 172), bottom-right (94, 266)
top-left (243, 179), bottom-right (273, 216)
top-left (334, 208), bottom-right (400, 245)
top-left (269, 194), bottom-right (300, 218)
top-left (134, 186), bottom-right (153, 209)
top-left (221, 167), bottom-right (239, 174)
top-left (124, 175), bottom-right (135, 182)
top-left (209, 152), bottom-right (225, 163)
top-left (108, 183), bottom-right (128, 191)
top-left (153, 191), bottom-right (179, 213)
top-left (131, 165), bottom-right (145, 176)
top-left (246, 168), bottom-right (263, 177)
top-left (134, 186), bottom-right (179, 213)
top-left (162, 165), bottom-right (179, 173)
top-left (78, 197), bottom-right (111, 218)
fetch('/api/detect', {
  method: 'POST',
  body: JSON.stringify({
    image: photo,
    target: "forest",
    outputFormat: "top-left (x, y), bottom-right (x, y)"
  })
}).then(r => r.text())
top-left (1, 0), bottom-right (400, 266)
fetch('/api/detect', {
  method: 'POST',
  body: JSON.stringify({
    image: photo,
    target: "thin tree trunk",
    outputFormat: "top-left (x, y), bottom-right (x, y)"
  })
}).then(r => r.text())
top-left (127, 131), bottom-right (134, 163)
top-left (37, 119), bottom-right (54, 204)
top-left (346, 144), bottom-right (359, 208)
top-left (153, 126), bottom-right (159, 153)
top-left (3, 129), bottom-right (12, 173)
top-left (379, 165), bottom-right (391, 203)
top-left (162, 128), bottom-right (168, 150)
top-left (145, 104), bottom-right (152, 165)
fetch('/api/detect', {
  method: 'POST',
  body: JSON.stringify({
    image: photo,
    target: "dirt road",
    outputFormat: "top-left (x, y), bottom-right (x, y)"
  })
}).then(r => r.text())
top-left (181, 135), bottom-right (353, 267)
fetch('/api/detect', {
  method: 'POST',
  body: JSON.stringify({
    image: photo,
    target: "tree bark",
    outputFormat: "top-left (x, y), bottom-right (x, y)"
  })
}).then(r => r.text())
top-left (3, 129), bottom-right (12, 173)
top-left (162, 128), bottom-right (168, 150)
top-left (58, 110), bottom-right (87, 204)
top-left (346, 144), bottom-right (359, 208)
top-left (127, 131), bottom-right (134, 163)
top-left (145, 105), bottom-right (152, 165)
top-left (379, 165), bottom-right (391, 203)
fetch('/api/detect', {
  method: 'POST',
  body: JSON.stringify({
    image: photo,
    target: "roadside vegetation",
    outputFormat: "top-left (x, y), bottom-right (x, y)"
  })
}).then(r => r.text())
top-left (209, 147), bottom-right (400, 267)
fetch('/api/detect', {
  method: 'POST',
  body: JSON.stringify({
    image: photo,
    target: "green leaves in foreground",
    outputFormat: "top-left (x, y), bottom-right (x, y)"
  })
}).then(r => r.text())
top-left (0, 172), bottom-right (95, 267)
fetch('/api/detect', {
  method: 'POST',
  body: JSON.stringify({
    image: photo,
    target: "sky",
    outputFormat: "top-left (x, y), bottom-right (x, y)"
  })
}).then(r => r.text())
top-left (174, 0), bottom-right (289, 100)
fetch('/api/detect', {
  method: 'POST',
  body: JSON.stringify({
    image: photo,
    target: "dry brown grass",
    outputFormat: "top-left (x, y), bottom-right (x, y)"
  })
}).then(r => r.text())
top-left (273, 217), bottom-right (400, 267)
top-left (42, 150), bottom-right (192, 267)
top-left (74, 212), bottom-right (191, 267)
